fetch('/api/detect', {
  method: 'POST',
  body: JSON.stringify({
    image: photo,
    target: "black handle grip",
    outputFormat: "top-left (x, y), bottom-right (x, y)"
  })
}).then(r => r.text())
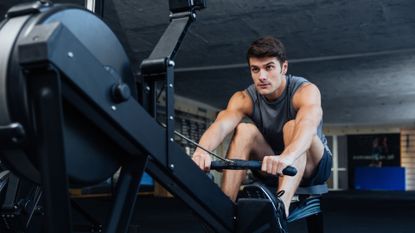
top-left (282, 166), bottom-right (297, 176)
top-left (210, 159), bottom-right (261, 170)
top-left (210, 159), bottom-right (297, 176)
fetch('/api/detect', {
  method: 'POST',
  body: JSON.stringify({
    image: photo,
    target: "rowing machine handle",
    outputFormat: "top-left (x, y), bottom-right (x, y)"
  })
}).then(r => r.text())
top-left (210, 159), bottom-right (297, 176)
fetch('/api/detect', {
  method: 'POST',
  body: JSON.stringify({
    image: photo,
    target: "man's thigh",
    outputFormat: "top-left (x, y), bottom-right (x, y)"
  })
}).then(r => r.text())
top-left (244, 124), bottom-right (275, 160)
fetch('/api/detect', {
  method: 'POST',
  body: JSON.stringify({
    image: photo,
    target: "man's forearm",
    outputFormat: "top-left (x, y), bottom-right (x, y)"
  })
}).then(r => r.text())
top-left (195, 122), bottom-right (229, 153)
top-left (281, 120), bottom-right (317, 161)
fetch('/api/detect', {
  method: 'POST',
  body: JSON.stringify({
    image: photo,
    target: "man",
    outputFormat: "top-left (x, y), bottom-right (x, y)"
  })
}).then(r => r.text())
top-left (192, 36), bottom-right (332, 228)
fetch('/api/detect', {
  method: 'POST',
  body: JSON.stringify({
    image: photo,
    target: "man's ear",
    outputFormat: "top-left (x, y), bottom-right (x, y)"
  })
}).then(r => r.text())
top-left (281, 61), bottom-right (288, 75)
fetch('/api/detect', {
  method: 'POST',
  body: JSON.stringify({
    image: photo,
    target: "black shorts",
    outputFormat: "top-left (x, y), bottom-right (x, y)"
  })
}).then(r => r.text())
top-left (300, 146), bottom-right (332, 187)
top-left (251, 146), bottom-right (333, 187)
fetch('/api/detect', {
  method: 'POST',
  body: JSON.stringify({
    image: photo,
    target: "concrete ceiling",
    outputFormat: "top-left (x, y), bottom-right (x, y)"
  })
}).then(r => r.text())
top-left (1, 0), bottom-right (415, 127)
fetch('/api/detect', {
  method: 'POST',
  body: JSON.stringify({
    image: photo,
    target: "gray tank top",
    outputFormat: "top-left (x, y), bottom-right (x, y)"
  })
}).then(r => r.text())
top-left (246, 75), bottom-right (328, 154)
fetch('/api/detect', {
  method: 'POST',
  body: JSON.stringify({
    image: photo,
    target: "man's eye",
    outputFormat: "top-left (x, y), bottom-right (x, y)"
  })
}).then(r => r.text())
top-left (251, 67), bottom-right (259, 73)
top-left (266, 66), bottom-right (274, 71)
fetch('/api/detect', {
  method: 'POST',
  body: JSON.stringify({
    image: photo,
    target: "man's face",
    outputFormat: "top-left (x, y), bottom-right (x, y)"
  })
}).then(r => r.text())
top-left (249, 57), bottom-right (288, 101)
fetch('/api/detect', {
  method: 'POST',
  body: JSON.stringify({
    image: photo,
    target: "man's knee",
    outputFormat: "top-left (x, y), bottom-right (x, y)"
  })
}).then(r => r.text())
top-left (228, 123), bottom-right (260, 159)
top-left (234, 123), bottom-right (258, 139)
top-left (230, 123), bottom-right (261, 151)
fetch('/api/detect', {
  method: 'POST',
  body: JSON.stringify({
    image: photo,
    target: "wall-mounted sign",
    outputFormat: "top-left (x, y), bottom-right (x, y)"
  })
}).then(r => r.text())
top-left (347, 133), bottom-right (400, 188)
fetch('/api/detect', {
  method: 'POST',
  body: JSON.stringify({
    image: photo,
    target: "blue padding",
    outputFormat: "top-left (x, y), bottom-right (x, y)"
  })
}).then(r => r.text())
top-left (288, 198), bottom-right (321, 223)
top-left (139, 172), bottom-right (154, 186)
top-left (296, 184), bottom-right (328, 195)
top-left (354, 167), bottom-right (405, 191)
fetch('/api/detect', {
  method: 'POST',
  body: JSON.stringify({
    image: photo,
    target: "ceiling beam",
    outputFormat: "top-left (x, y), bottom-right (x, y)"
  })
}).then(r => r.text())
top-left (175, 47), bottom-right (415, 72)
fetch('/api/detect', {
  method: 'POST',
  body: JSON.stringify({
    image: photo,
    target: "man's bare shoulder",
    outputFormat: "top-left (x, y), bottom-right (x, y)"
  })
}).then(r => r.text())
top-left (227, 90), bottom-right (253, 115)
top-left (299, 82), bottom-right (321, 96)
top-left (233, 90), bottom-right (251, 100)
top-left (293, 83), bottom-right (321, 108)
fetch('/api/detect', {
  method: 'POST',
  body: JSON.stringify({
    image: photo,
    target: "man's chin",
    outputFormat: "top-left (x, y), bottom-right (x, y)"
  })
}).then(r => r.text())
top-left (256, 89), bottom-right (270, 96)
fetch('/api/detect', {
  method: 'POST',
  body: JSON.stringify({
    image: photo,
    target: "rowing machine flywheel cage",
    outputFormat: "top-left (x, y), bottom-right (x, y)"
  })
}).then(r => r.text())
top-left (0, 1), bottom-right (135, 186)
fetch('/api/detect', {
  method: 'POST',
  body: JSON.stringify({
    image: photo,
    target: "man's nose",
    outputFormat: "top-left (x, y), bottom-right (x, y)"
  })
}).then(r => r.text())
top-left (259, 70), bottom-right (267, 81)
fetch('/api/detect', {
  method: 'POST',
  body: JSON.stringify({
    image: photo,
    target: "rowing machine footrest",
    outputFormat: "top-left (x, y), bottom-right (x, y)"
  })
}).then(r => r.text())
top-left (238, 182), bottom-right (327, 224)
top-left (288, 196), bottom-right (321, 223)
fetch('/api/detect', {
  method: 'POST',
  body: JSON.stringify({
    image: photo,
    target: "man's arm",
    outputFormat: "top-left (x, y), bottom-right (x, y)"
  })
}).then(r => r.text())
top-left (262, 83), bottom-right (323, 174)
top-left (281, 83), bottom-right (322, 161)
top-left (192, 91), bottom-right (252, 171)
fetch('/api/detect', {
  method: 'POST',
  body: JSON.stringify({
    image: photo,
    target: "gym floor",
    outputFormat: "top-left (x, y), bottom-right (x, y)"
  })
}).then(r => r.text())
top-left (71, 190), bottom-right (415, 233)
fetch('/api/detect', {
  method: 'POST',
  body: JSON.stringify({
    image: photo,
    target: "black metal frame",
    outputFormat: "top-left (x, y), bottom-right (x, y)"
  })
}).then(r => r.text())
top-left (14, 2), bottom-right (234, 232)
top-left (140, 0), bottom-right (200, 179)
top-left (21, 65), bottom-right (72, 233)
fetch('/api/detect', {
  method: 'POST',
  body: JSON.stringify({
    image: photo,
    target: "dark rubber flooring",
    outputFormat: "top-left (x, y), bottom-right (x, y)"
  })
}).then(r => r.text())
top-left (71, 190), bottom-right (415, 233)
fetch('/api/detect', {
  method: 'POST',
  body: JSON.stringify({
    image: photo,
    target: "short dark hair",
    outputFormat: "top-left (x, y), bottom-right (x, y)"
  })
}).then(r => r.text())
top-left (246, 36), bottom-right (287, 64)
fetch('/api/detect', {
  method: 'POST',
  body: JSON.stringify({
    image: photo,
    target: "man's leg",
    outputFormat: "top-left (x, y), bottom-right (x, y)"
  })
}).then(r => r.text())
top-left (221, 123), bottom-right (273, 202)
top-left (278, 120), bottom-right (325, 216)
